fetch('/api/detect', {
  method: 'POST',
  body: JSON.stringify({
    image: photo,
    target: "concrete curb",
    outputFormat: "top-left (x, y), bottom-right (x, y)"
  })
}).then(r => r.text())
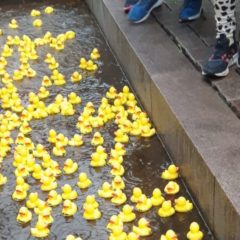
top-left (85, 0), bottom-right (240, 239)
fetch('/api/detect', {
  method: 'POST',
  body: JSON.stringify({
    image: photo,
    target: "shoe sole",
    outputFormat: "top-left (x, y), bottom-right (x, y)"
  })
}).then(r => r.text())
top-left (132, 0), bottom-right (163, 24)
top-left (179, 8), bottom-right (202, 23)
top-left (202, 53), bottom-right (238, 77)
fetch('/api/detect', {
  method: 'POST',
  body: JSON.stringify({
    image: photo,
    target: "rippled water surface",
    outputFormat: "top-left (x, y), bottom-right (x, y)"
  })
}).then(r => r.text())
top-left (0, 1), bottom-right (214, 239)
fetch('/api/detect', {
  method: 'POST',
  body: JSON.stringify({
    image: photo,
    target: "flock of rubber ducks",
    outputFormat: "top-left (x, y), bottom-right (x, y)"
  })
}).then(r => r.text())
top-left (0, 5), bottom-right (205, 240)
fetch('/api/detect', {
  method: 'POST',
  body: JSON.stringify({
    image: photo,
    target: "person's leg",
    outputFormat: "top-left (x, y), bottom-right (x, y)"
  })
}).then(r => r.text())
top-left (179, 0), bottom-right (203, 22)
top-left (128, 0), bottom-right (163, 23)
top-left (202, 0), bottom-right (238, 77)
top-left (124, 0), bottom-right (139, 14)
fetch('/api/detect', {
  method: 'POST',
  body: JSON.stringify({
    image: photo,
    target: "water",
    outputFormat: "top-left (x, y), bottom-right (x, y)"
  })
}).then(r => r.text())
top-left (0, 0), bottom-right (215, 239)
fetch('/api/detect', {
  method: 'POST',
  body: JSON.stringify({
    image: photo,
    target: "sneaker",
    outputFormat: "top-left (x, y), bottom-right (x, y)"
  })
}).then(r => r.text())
top-left (128, 0), bottom-right (163, 24)
top-left (124, 0), bottom-right (139, 13)
top-left (202, 34), bottom-right (238, 77)
top-left (179, 0), bottom-right (202, 23)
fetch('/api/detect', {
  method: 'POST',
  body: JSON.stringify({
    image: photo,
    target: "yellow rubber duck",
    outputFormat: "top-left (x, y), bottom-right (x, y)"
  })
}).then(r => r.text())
top-left (9, 19), bottom-right (18, 29)
top-left (56, 133), bottom-right (69, 146)
top-left (68, 92), bottom-right (82, 105)
top-left (62, 199), bottom-right (78, 217)
top-left (38, 87), bottom-right (49, 99)
top-left (17, 206), bottom-right (32, 224)
top-left (111, 162), bottom-right (125, 176)
top-left (19, 121), bottom-right (32, 135)
top-left (33, 144), bottom-right (47, 158)
top-left (40, 175), bottom-right (58, 191)
top-left (62, 184), bottom-right (78, 200)
top-left (71, 71), bottom-right (82, 83)
top-left (12, 185), bottom-right (27, 201)
top-left (161, 164), bottom-right (179, 180)
top-left (112, 142), bottom-right (126, 156)
top-left (118, 204), bottom-right (136, 223)
top-left (132, 218), bottom-right (152, 237)
top-left (108, 154), bottom-right (123, 166)
top-left (48, 59), bottom-right (59, 70)
top-left (174, 196), bottom-right (193, 212)
top-left (79, 58), bottom-right (87, 69)
top-left (130, 187), bottom-right (143, 203)
top-left (65, 30), bottom-right (76, 40)
top-left (34, 200), bottom-right (51, 215)
top-left (47, 190), bottom-right (62, 207)
top-left (50, 161), bottom-right (62, 177)
top-left (41, 154), bottom-right (54, 169)
top-left (63, 158), bottom-right (78, 175)
top-left (79, 122), bottom-right (92, 135)
top-left (90, 146), bottom-right (107, 167)
top-left (12, 70), bottom-right (23, 81)
top-left (86, 60), bottom-right (97, 71)
top-left (69, 134), bottom-right (83, 146)
top-left (31, 221), bottom-right (50, 238)
top-left (106, 86), bottom-right (118, 99)
top-left (16, 176), bottom-right (29, 191)
top-left (26, 192), bottom-right (39, 209)
top-left (141, 125), bottom-right (156, 138)
top-left (91, 132), bottom-right (104, 146)
top-left (48, 129), bottom-right (57, 143)
top-left (112, 176), bottom-right (125, 190)
top-left (66, 235), bottom-right (82, 240)
top-left (77, 172), bottom-right (92, 189)
top-left (42, 76), bottom-right (52, 87)
top-left (164, 181), bottom-right (180, 195)
top-left (90, 48), bottom-right (100, 60)
top-left (15, 164), bottom-right (29, 178)
top-left (30, 9), bottom-right (41, 17)
top-left (114, 129), bottom-right (129, 143)
top-left (53, 143), bottom-right (66, 157)
top-left (98, 182), bottom-right (113, 198)
top-left (60, 101), bottom-right (75, 116)
top-left (127, 232), bottom-right (140, 240)
top-left (2, 45), bottom-right (13, 57)
top-left (160, 229), bottom-right (178, 240)
top-left (45, 6), bottom-right (54, 14)
top-left (158, 200), bottom-right (175, 218)
top-left (109, 226), bottom-right (127, 240)
top-left (187, 222), bottom-right (203, 240)
top-left (32, 164), bottom-right (42, 180)
top-left (83, 204), bottom-right (101, 220)
top-left (38, 208), bottom-right (53, 225)
top-left (136, 194), bottom-right (152, 212)
top-left (47, 103), bottom-right (60, 115)
top-left (151, 188), bottom-right (165, 206)
top-left (83, 195), bottom-right (99, 209)
top-left (111, 189), bottom-right (127, 205)
top-left (33, 19), bottom-right (42, 27)
top-left (107, 215), bottom-right (123, 232)
top-left (0, 173), bottom-right (7, 186)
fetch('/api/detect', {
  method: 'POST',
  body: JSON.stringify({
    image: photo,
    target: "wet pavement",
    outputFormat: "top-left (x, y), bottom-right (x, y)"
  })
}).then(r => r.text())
top-left (0, 0), bottom-right (214, 239)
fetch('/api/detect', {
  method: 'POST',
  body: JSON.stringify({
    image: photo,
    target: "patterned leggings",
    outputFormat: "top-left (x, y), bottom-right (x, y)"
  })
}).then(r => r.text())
top-left (215, 0), bottom-right (236, 44)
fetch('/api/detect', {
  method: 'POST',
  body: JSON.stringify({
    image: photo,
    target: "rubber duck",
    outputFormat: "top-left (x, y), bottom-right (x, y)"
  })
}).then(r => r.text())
top-left (164, 181), bottom-right (180, 195)
top-left (31, 221), bottom-right (50, 238)
top-left (90, 146), bottom-right (107, 167)
top-left (90, 48), bottom-right (100, 60)
top-left (79, 122), bottom-right (92, 134)
top-left (63, 158), bottom-right (78, 175)
top-left (151, 188), bottom-right (164, 206)
top-left (32, 164), bottom-right (42, 180)
top-left (119, 204), bottom-right (136, 223)
top-left (50, 161), bottom-right (62, 177)
top-left (42, 76), bottom-right (52, 87)
top-left (112, 176), bottom-right (125, 190)
top-left (26, 192), bottom-right (39, 209)
top-left (77, 172), bottom-right (92, 189)
top-left (62, 184), bottom-right (78, 200)
top-left (130, 187), bottom-right (143, 203)
top-left (55, 133), bottom-right (68, 146)
top-left (111, 189), bottom-right (127, 205)
top-left (106, 86), bottom-right (118, 99)
top-left (91, 132), bottom-right (104, 146)
top-left (98, 182), bottom-right (113, 198)
top-left (109, 226), bottom-right (127, 240)
top-left (136, 194), bottom-right (152, 212)
top-left (53, 143), bottom-right (66, 157)
top-left (111, 162), bottom-right (125, 176)
top-left (83, 204), bottom-right (101, 220)
top-left (187, 222), bottom-right (203, 240)
top-left (38, 208), bottom-right (53, 225)
top-left (60, 101), bottom-right (75, 116)
top-left (15, 164), bottom-right (29, 178)
top-left (71, 71), bottom-right (82, 83)
top-left (0, 173), bottom-right (7, 186)
top-left (46, 190), bottom-right (62, 207)
top-left (83, 195), bottom-right (99, 209)
top-left (161, 164), bottom-right (179, 180)
top-left (127, 232), bottom-right (140, 240)
top-left (48, 129), bottom-right (57, 143)
top-left (160, 229), bottom-right (178, 240)
top-left (33, 144), bottom-right (47, 158)
top-left (19, 121), bottom-right (32, 135)
top-left (86, 60), bottom-right (97, 71)
top-left (107, 215), bottom-right (123, 232)
top-left (17, 206), bottom-right (32, 224)
top-left (141, 125), bottom-right (156, 138)
top-left (132, 218), bottom-right (152, 237)
top-left (12, 185), bottom-right (27, 201)
top-left (9, 19), bottom-right (18, 29)
top-left (48, 59), bottom-right (59, 70)
top-left (68, 92), bottom-right (82, 105)
top-left (47, 103), bottom-right (60, 115)
top-left (45, 6), bottom-right (54, 14)
top-left (30, 9), bottom-right (41, 17)
top-left (66, 235), bottom-right (82, 240)
top-left (79, 58), bottom-right (87, 69)
top-left (158, 200), bottom-right (175, 218)
top-left (40, 175), bottom-right (58, 191)
top-left (112, 142), bottom-right (126, 156)
top-left (16, 176), bottom-right (30, 191)
top-left (174, 196), bottom-right (193, 212)
top-left (65, 30), bottom-right (76, 40)
top-left (33, 19), bottom-right (42, 27)
top-left (114, 129), bottom-right (129, 143)
top-left (69, 134), bottom-right (83, 146)
top-left (38, 87), bottom-right (49, 99)
top-left (12, 70), bottom-right (23, 81)
top-left (108, 154), bottom-right (123, 166)
top-left (34, 200), bottom-right (51, 215)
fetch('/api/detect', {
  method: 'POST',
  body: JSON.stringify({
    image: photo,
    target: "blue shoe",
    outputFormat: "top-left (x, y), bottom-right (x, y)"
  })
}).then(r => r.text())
top-left (124, 0), bottom-right (139, 13)
top-left (128, 0), bottom-right (163, 23)
top-left (202, 34), bottom-right (238, 77)
top-left (179, 0), bottom-right (202, 22)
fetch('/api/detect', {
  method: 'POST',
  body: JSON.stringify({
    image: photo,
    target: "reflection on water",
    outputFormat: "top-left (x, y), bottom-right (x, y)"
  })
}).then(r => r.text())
top-left (0, 0), bottom-right (214, 239)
